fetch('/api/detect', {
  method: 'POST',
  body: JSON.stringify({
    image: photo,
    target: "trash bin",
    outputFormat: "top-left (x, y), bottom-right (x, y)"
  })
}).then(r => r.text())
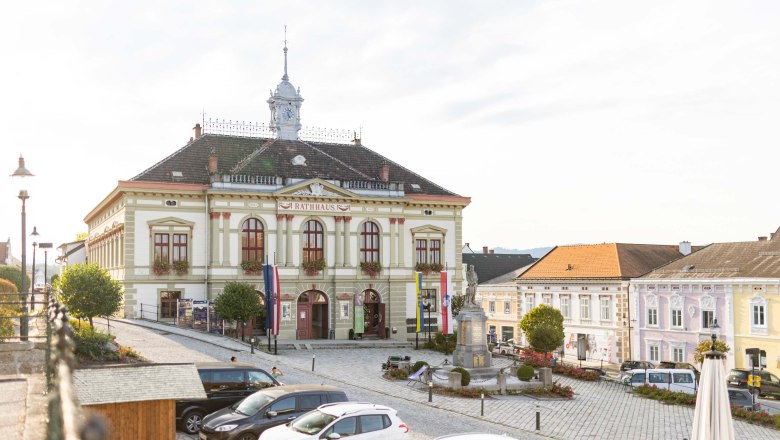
top-left (329, 329), bottom-right (335, 340)
top-left (348, 329), bottom-right (354, 340)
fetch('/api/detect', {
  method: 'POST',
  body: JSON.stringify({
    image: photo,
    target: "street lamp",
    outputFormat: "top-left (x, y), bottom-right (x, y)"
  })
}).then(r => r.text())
top-left (11, 155), bottom-right (34, 341)
top-left (30, 227), bottom-right (39, 306)
top-left (39, 243), bottom-right (53, 304)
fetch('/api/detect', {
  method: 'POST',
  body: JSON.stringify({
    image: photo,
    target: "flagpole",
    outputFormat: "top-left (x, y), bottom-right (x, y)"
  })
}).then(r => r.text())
top-left (444, 261), bottom-right (448, 356)
top-left (266, 253), bottom-right (271, 352)
top-left (273, 252), bottom-right (278, 355)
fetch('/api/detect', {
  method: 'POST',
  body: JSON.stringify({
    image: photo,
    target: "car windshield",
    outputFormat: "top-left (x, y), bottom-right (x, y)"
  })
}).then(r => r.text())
top-left (290, 410), bottom-right (337, 434)
top-left (231, 392), bottom-right (276, 416)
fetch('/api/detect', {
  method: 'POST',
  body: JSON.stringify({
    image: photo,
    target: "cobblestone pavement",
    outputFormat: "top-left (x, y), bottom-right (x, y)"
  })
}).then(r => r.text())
top-left (103, 320), bottom-right (778, 440)
top-left (0, 379), bottom-right (26, 440)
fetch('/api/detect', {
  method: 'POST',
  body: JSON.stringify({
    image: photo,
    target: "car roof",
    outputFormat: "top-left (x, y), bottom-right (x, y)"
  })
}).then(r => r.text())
top-left (254, 384), bottom-right (344, 398)
top-left (628, 369), bottom-right (695, 374)
top-left (195, 362), bottom-right (263, 370)
top-left (317, 402), bottom-right (394, 416)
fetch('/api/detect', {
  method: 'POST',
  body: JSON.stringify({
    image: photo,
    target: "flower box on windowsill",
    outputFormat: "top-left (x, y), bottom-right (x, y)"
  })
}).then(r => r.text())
top-left (172, 260), bottom-right (189, 276)
top-left (152, 259), bottom-right (170, 276)
top-left (241, 259), bottom-right (263, 275)
top-left (415, 262), bottom-right (443, 275)
top-left (301, 258), bottom-right (326, 276)
top-left (360, 261), bottom-right (381, 278)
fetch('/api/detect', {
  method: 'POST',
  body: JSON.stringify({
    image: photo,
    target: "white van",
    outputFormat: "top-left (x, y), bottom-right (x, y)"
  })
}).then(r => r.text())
top-left (624, 369), bottom-right (697, 394)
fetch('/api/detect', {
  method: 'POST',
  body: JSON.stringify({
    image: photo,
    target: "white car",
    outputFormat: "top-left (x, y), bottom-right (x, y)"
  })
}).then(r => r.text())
top-left (260, 402), bottom-right (409, 440)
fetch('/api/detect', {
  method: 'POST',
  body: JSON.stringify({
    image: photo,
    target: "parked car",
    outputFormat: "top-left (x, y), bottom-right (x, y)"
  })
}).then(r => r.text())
top-left (491, 341), bottom-right (519, 356)
top-left (620, 360), bottom-right (655, 373)
top-left (259, 402), bottom-right (409, 440)
top-left (177, 362), bottom-right (280, 435)
top-left (726, 369), bottom-right (780, 398)
top-left (727, 388), bottom-right (759, 411)
top-left (624, 369), bottom-right (697, 394)
top-left (199, 384), bottom-right (348, 440)
top-left (658, 361), bottom-right (700, 381)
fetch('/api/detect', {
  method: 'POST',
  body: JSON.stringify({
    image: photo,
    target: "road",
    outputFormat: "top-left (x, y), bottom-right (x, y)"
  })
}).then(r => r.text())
top-left (95, 320), bottom-right (541, 440)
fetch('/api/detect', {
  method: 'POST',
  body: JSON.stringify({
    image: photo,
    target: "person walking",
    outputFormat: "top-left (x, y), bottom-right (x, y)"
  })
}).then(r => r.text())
top-left (230, 356), bottom-right (237, 363)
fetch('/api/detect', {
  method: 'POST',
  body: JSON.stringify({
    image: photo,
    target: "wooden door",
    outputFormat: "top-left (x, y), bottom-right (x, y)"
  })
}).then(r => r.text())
top-left (297, 304), bottom-right (311, 339)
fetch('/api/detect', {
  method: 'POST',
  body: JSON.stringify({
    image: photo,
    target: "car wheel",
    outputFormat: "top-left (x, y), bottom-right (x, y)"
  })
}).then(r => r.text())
top-left (182, 409), bottom-right (205, 435)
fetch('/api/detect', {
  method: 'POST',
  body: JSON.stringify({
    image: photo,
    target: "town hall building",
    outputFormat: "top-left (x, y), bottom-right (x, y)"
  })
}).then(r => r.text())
top-left (84, 43), bottom-right (470, 341)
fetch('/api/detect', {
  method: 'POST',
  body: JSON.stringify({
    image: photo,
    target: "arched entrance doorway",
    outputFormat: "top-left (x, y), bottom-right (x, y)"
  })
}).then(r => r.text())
top-left (251, 291), bottom-right (267, 336)
top-left (297, 291), bottom-right (328, 339)
top-left (361, 290), bottom-right (386, 339)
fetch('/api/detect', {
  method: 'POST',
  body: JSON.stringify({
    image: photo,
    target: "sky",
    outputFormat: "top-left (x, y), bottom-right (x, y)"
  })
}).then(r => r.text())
top-left (2, 0), bottom-right (780, 261)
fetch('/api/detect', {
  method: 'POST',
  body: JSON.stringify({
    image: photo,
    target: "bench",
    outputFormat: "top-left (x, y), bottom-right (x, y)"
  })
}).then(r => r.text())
top-left (406, 365), bottom-right (428, 386)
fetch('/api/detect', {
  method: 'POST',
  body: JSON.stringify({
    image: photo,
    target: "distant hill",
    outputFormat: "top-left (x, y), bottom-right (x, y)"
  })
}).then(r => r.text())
top-left (493, 246), bottom-right (553, 259)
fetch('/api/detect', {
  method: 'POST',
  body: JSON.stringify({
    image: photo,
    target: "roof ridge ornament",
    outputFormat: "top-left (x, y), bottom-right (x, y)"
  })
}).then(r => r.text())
top-left (282, 25), bottom-right (289, 81)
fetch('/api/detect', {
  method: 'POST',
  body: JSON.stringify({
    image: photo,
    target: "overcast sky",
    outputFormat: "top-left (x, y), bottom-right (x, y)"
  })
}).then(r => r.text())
top-left (2, 0), bottom-right (779, 259)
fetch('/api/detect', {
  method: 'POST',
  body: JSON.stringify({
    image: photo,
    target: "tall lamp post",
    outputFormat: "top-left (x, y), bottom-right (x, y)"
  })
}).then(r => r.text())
top-left (11, 155), bottom-right (34, 341)
top-left (40, 243), bottom-right (53, 306)
top-left (30, 227), bottom-right (39, 306)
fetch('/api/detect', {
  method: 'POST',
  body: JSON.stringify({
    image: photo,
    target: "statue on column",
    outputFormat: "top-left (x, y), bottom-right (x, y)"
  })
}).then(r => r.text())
top-left (464, 264), bottom-right (478, 307)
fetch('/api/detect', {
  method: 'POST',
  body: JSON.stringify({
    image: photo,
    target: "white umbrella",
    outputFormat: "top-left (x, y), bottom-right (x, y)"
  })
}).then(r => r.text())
top-left (691, 325), bottom-right (735, 440)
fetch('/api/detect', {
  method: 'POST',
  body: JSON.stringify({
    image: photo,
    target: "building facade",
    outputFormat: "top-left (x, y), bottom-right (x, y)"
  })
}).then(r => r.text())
top-left (84, 44), bottom-right (469, 341)
top-left (634, 230), bottom-right (780, 374)
top-left (517, 243), bottom-right (687, 364)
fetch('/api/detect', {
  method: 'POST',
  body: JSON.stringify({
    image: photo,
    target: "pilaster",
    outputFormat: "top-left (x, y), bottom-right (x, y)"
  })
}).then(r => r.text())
top-left (335, 216), bottom-right (344, 266)
top-left (390, 217), bottom-right (397, 267)
top-left (276, 214), bottom-right (285, 265)
top-left (343, 217), bottom-right (352, 267)
top-left (285, 215), bottom-right (294, 266)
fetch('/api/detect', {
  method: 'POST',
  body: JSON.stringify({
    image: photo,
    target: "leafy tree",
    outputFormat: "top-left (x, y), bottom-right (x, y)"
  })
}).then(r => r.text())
top-left (50, 273), bottom-right (59, 288)
top-left (57, 263), bottom-right (123, 327)
top-left (529, 323), bottom-right (563, 354)
top-left (0, 265), bottom-right (30, 294)
top-left (0, 279), bottom-right (18, 341)
top-left (214, 282), bottom-right (261, 337)
top-left (693, 338), bottom-right (730, 365)
top-left (520, 304), bottom-right (564, 353)
top-left (451, 294), bottom-right (465, 317)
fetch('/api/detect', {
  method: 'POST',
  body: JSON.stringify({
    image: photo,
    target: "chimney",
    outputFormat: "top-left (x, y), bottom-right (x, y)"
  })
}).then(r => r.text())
top-left (208, 155), bottom-right (218, 175)
top-left (483, 246), bottom-right (488, 255)
top-left (193, 123), bottom-right (202, 139)
top-left (352, 131), bottom-right (361, 146)
top-left (758, 236), bottom-right (768, 241)
top-left (378, 162), bottom-right (389, 182)
top-left (679, 241), bottom-right (691, 256)
top-left (489, 249), bottom-right (494, 254)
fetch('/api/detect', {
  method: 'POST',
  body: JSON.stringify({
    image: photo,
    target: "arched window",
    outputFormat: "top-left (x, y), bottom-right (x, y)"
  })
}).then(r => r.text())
top-left (302, 220), bottom-right (324, 262)
top-left (241, 218), bottom-right (264, 262)
top-left (360, 221), bottom-right (380, 263)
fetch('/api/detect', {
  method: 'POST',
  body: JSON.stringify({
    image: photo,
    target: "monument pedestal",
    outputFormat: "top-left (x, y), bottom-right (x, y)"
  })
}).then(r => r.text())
top-left (453, 306), bottom-right (493, 370)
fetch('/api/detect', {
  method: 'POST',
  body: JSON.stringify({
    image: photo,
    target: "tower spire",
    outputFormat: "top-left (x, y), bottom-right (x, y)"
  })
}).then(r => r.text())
top-left (282, 25), bottom-right (289, 81)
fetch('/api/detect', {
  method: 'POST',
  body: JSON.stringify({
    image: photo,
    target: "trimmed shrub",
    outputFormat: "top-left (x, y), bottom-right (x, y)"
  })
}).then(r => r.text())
top-left (517, 365), bottom-right (535, 381)
top-left (452, 367), bottom-right (471, 386)
top-left (423, 331), bottom-right (458, 353)
top-left (412, 360), bottom-right (429, 373)
top-left (384, 369), bottom-right (408, 380)
top-left (72, 324), bottom-right (116, 361)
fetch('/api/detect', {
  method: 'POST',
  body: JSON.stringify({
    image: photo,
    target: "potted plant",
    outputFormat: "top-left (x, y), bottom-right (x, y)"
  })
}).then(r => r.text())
top-left (301, 258), bottom-right (326, 276)
top-left (430, 263), bottom-right (443, 273)
top-left (152, 259), bottom-right (170, 276)
top-left (415, 262), bottom-right (431, 275)
top-left (172, 260), bottom-right (189, 275)
top-left (240, 259), bottom-right (263, 275)
top-left (360, 261), bottom-right (381, 278)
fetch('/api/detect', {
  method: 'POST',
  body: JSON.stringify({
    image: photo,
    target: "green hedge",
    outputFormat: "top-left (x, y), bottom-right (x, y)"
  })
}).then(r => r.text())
top-left (451, 367), bottom-right (471, 386)
top-left (517, 365), bottom-right (535, 381)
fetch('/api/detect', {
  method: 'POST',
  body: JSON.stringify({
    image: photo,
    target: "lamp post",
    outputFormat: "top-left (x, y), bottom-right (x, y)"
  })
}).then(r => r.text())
top-left (30, 227), bottom-right (39, 306)
top-left (11, 156), bottom-right (33, 341)
top-left (40, 243), bottom-right (53, 305)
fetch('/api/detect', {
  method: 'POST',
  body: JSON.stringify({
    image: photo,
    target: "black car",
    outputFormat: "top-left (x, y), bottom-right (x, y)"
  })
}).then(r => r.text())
top-left (727, 388), bottom-right (758, 411)
top-left (199, 384), bottom-right (348, 439)
top-left (177, 362), bottom-right (280, 434)
top-left (727, 368), bottom-right (780, 398)
top-left (620, 361), bottom-right (655, 372)
top-left (658, 361), bottom-right (700, 381)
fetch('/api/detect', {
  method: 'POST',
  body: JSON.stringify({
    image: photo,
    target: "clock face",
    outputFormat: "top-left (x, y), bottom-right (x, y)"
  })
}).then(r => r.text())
top-left (283, 106), bottom-right (295, 120)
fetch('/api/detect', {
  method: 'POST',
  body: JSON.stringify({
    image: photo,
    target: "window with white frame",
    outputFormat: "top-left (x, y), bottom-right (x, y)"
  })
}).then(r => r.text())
top-left (543, 295), bottom-right (552, 305)
top-left (648, 308), bottom-right (658, 326)
top-left (580, 295), bottom-right (591, 320)
top-left (504, 301), bottom-right (510, 314)
top-left (488, 300), bottom-right (495, 313)
top-left (526, 294), bottom-right (534, 313)
top-left (753, 304), bottom-right (765, 326)
top-left (648, 343), bottom-right (659, 362)
top-left (672, 346), bottom-right (684, 363)
top-left (560, 295), bottom-right (571, 319)
top-left (750, 296), bottom-right (768, 334)
top-left (600, 297), bottom-right (611, 321)
top-left (702, 310), bottom-right (714, 329)
top-left (671, 309), bottom-right (683, 328)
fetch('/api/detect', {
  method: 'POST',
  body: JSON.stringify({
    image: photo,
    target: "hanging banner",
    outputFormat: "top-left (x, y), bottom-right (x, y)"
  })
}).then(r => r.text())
top-left (354, 292), bottom-right (365, 334)
top-left (440, 271), bottom-right (454, 334)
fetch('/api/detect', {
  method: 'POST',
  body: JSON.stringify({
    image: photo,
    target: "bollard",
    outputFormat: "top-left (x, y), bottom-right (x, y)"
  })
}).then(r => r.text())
top-left (428, 381), bottom-right (433, 402)
top-left (481, 393), bottom-right (484, 416)
top-left (536, 406), bottom-right (540, 430)
top-left (250, 337), bottom-right (255, 354)
top-left (312, 354), bottom-right (316, 372)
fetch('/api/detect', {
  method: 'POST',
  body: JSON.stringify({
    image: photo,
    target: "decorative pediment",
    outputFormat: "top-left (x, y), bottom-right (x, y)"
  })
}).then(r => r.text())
top-left (277, 179), bottom-right (356, 199)
top-left (645, 293), bottom-right (658, 308)
top-left (147, 217), bottom-right (195, 228)
top-left (669, 293), bottom-right (683, 309)
top-left (410, 225), bottom-right (448, 235)
top-left (700, 294), bottom-right (715, 310)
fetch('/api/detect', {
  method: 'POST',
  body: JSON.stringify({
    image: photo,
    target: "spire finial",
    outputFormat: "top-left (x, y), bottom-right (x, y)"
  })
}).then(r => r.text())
top-left (282, 25), bottom-right (289, 81)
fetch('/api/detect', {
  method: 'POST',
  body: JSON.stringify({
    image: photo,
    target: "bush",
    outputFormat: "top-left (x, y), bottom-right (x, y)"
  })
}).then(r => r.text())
top-left (517, 365), bottom-right (535, 381)
top-left (72, 324), bottom-right (116, 361)
top-left (423, 331), bottom-right (458, 353)
top-left (452, 367), bottom-right (471, 386)
top-left (384, 369), bottom-right (408, 380)
top-left (412, 360), bottom-right (429, 373)
top-left (516, 347), bottom-right (551, 367)
top-left (0, 265), bottom-right (29, 294)
top-left (552, 364), bottom-right (600, 381)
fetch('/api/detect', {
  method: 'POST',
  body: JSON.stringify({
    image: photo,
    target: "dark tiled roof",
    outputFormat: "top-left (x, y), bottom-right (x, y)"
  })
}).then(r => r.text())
top-left (641, 236), bottom-right (780, 279)
top-left (73, 363), bottom-right (206, 405)
top-left (463, 253), bottom-right (537, 284)
top-left (131, 135), bottom-right (457, 196)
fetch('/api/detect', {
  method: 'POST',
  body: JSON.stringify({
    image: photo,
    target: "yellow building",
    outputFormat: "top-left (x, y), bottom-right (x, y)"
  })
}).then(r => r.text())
top-left (733, 283), bottom-right (780, 374)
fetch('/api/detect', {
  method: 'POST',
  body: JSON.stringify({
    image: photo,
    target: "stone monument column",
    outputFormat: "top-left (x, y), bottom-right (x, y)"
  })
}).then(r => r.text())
top-left (453, 264), bottom-right (492, 370)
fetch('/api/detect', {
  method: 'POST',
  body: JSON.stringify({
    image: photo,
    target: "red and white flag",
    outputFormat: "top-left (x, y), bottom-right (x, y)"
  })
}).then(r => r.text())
top-left (440, 271), bottom-right (454, 334)
top-left (272, 265), bottom-right (281, 336)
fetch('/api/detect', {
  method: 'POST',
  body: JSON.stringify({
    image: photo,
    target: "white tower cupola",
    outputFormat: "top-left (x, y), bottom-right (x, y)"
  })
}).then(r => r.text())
top-left (268, 28), bottom-right (304, 140)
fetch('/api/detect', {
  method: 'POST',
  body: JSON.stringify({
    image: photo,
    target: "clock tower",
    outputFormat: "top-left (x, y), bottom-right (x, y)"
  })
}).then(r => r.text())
top-left (268, 34), bottom-right (303, 140)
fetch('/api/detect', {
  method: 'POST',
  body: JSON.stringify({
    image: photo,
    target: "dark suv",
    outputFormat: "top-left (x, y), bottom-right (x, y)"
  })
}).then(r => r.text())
top-left (199, 384), bottom-right (348, 439)
top-left (727, 369), bottom-right (780, 398)
top-left (658, 362), bottom-right (700, 381)
top-left (176, 362), bottom-right (280, 434)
